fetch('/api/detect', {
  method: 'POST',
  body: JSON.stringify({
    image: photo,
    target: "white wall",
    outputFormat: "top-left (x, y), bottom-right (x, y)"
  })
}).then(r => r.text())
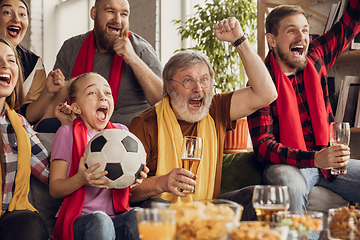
top-left (159, 0), bottom-right (206, 65)
top-left (43, 0), bottom-right (94, 72)
top-left (159, 0), bottom-right (182, 65)
top-left (41, 0), bottom-right (205, 72)
top-left (29, 0), bottom-right (42, 56)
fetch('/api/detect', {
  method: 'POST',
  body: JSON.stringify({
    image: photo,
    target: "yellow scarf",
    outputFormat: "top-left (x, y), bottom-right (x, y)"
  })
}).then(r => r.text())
top-left (155, 96), bottom-right (217, 203)
top-left (0, 103), bottom-right (36, 213)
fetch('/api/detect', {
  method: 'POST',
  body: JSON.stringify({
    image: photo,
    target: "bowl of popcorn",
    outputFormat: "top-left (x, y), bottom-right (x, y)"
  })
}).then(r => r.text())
top-left (167, 199), bottom-right (243, 240)
top-left (227, 221), bottom-right (289, 240)
top-left (328, 206), bottom-right (360, 240)
top-left (277, 211), bottom-right (323, 239)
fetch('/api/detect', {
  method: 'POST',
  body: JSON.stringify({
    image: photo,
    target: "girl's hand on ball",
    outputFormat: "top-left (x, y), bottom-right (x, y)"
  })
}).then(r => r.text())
top-left (77, 153), bottom-right (111, 189)
top-left (129, 165), bottom-right (149, 191)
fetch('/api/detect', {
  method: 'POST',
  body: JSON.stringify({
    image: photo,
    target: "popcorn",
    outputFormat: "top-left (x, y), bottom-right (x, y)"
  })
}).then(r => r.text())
top-left (228, 222), bottom-right (283, 240)
top-left (169, 201), bottom-right (237, 240)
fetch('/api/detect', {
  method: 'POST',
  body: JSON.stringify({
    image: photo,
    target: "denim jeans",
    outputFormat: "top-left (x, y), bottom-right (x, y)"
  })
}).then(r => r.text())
top-left (264, 159), bottom-right (360, 212)
top-left (73, 209), bottom-right (140, 240)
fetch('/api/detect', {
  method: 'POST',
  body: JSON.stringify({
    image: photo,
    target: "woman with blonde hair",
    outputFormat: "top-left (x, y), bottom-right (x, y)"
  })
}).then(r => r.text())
top-left (0, 37), bottom-right (49, 240)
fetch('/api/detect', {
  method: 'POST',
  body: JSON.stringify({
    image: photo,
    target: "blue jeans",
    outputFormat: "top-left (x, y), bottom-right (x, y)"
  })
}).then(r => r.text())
top-left (264, 159), bottom-right (360, 211)
top-left (73, 209), bottom-right (139, 240)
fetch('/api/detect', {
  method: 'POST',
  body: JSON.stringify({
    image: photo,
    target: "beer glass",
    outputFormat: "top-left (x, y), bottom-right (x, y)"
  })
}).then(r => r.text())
top-left (252, 185), bottom-right (290, 222)
top-left (180, 136), bottom-right (203, 194)
top-left (329, 122), bottom-right (350, 175)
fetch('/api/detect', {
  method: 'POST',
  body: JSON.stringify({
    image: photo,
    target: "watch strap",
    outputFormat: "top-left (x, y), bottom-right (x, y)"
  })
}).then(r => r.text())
top-left (232, 34), bottom-right (248, 47)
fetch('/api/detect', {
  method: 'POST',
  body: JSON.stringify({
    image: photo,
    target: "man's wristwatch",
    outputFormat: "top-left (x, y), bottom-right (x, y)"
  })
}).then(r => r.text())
top-left (232, 34), bottom-right (248, 47)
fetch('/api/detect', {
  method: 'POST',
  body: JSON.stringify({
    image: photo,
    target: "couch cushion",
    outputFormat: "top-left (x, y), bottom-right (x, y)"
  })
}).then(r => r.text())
top-left (29, 175), bottom-right (63, 237)
top-left (221, 152), bottom-right (265, 195)
top-left (36, 133), bottom-right (55, 155)
top-left (307, 186), bottom-right (349, 213)
top-left (30, 132), bottom-right (62, 237)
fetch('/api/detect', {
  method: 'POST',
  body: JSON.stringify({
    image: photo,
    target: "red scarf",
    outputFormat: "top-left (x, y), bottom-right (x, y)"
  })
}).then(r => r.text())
top-left (53, 118), bottom-right (131, 240)
top-left (267, 52), bottom-right (331, 178)
top-left (72, 31), bottom-right (130, 105)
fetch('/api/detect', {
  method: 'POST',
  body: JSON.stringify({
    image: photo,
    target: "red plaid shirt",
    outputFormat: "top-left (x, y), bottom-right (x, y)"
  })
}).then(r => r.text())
top-left (247, 0), bottom-right (360, 181)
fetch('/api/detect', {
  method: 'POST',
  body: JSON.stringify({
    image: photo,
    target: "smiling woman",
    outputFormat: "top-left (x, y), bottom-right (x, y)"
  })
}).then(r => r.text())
top-left (0, 37), bottom-right (49, 240)
top-left (0, 0), bottom-right (66, 128)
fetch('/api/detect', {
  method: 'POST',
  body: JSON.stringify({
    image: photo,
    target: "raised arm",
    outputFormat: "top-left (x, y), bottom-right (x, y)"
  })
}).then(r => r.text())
top-left (214, 17), bottom-right (277, 121)
top-left (26, 69), bottom-right (66, 123)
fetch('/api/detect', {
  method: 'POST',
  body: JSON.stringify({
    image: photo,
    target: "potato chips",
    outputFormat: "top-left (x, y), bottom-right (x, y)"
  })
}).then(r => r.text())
top-left (328, 206), bottom-right (360, 240)
top-left (168, 200), bottom-right (237, 240)
top-left (228, 222), bottom-right (283, 240)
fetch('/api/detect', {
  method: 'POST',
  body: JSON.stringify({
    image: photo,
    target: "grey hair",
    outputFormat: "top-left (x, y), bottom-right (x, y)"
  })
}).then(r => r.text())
top-left (162, 50), bottom-right (215, 95)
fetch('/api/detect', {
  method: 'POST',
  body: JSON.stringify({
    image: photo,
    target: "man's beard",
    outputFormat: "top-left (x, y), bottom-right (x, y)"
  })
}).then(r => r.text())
top-left (169, 89), bottom-right (214, 123)
top-left (94, 17), bottom-right (129, 53)
top-left (275, 43), bottom-right (308, 71)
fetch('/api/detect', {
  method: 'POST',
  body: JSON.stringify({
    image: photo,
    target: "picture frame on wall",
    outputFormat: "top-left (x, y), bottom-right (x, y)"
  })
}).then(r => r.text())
top-left (351, 33), bottom-right (360, 50)
top-left (335, 76), bottom-right (360, 127)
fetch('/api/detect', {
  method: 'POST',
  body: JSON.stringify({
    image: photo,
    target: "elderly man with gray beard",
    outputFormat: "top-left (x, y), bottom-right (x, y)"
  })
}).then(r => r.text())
top-left (128, 17), bottom-right (277, 220)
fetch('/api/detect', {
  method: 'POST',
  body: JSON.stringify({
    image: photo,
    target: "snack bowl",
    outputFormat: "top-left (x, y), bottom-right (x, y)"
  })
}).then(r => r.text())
top-left (154, 199), bottom-right (243, 240)
top-left (227, 221), bottom-right (289, 240)
top-left (328, 206), bottom-right (360, 240)
top-left (277, 211), bottom-right (323, 240)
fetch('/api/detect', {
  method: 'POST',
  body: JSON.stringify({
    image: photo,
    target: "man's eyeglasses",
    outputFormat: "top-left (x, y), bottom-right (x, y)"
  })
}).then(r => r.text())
top-left (170, 78), bottom-right (211, 90)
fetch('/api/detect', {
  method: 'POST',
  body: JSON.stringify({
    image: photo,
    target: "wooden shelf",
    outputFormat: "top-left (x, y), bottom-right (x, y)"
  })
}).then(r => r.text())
top-left (336, 49), bottom-right (360, 64)
top-left (261, 0), bottom-right (324, 5)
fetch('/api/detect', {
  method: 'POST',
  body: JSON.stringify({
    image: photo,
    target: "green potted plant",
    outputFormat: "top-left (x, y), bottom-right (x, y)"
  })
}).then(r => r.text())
top-left (173, 0), bottom-right (257, 152)
top-left (173, 0), bottom-right (257, 92)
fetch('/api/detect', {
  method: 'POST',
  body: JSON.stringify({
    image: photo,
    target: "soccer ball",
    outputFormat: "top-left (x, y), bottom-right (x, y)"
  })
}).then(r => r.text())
top-left (84, 129), bottom-right (146, 189)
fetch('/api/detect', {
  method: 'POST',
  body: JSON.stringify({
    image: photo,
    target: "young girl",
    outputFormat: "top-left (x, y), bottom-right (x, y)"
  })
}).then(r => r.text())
top-left (0, 37), bottom-right (49, 239)
top-left (49, 72), bottom-right (147, 240)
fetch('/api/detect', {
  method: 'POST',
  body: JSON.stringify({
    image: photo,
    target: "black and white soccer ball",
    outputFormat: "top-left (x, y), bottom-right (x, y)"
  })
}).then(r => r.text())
top-left (84, 129), bottom-right (146, 189)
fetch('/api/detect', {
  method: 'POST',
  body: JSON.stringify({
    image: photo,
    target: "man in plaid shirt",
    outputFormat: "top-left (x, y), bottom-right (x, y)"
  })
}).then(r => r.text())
top-left (247, 0), bottom-right (360, 211)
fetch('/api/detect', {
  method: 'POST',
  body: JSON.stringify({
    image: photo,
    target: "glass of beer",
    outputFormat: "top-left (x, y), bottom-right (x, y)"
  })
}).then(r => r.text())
top-left (252, 185), bottom-right (290, 222)
top-left (180, 136), bottom-right (203, 194)
top-left (136, 208), bottom-right (177, 240)
top-left (329, 122), bottom-right (350, 175)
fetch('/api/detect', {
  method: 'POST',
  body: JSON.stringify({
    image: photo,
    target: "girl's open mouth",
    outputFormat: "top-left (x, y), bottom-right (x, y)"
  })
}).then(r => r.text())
top-left (96, 106), bottom-right (108, 121)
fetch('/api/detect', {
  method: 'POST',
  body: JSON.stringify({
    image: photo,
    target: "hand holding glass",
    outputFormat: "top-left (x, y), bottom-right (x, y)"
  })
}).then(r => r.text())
top-left (252, 185), bottom-right (290, 222)
top-left (180, 136), bottom-right (203, 194)
top-left (329, 122), bottom-right (350, 175)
